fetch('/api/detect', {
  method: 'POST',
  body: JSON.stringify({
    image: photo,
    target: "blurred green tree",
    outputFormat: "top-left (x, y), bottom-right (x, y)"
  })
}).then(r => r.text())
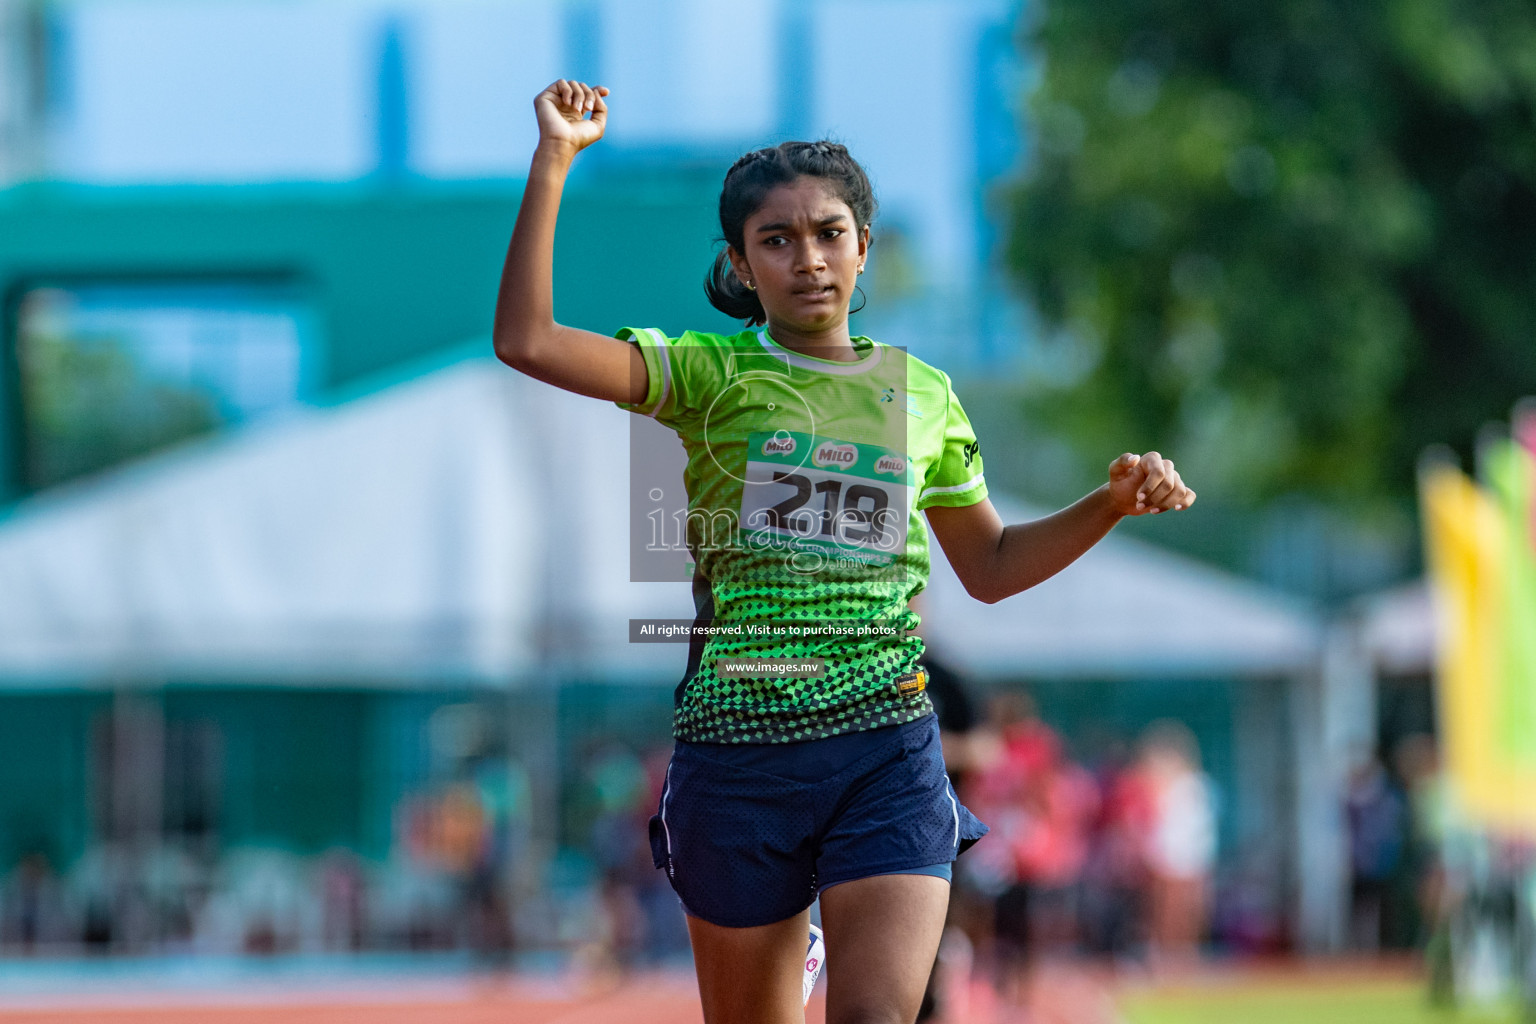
top-left (20, 330), bottom-right (219, 489)
top-left (1007, 0), bottom-right (1536, 506)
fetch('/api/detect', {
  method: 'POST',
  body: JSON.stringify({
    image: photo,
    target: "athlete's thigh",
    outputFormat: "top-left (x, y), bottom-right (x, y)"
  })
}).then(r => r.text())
top-left (688, 907), bottom-right (812, 1024)
top-left (818, 873), bottom-right (950, 1024)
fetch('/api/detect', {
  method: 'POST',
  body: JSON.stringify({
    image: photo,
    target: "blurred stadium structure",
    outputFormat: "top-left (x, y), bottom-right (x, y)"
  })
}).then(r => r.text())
top-left (0, 0), bottom-right (1525, 1013)
top-left (0, 343), bottom-right (1345, 954)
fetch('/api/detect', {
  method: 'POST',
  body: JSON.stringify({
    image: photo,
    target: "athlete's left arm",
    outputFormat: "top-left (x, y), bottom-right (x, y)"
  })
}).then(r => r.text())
top-left (925, 452), bottom-right (1195, 605)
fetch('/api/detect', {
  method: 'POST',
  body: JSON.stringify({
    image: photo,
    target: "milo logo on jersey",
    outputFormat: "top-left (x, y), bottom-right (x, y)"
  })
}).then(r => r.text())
top-left (741, 430), bottom-right (913, 570)
top-left (812, 443), bottom-right (858, 469)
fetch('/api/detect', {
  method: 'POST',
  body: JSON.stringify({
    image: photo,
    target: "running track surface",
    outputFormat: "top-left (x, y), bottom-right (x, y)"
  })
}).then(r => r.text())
top-left (0, 977), bottom-right (729, 1024)
top-left (0, 972), bottom-right (1108, 1024)
top-left (0, 969), bottom-right (1190, 1024)
top-left (0, 959), bottom-right (1422, 1024)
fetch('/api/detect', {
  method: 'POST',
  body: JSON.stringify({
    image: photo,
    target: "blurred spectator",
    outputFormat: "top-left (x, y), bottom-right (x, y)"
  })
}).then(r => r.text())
top-left (318, 849), bottom-right (367, 952)
top-left (1139, 721), bottom-right (1216, 969)
top-left (575, 741), bottom-right (653, 976)
top-left (916, 657), bottom-right (981, 1024)
top-left (1344, 751), bottom-right (1406, 951)
top-left (965, 691), bottom-right (1098, 1004)
top-left (0, 852), bottom-right (68, 953)
top-left (1080, 740), bottom-right (1155, 960)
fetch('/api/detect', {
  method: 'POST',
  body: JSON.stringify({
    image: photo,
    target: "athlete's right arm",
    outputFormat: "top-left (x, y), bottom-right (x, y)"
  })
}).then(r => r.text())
top-left (493, 80), bottom-right (649, 405)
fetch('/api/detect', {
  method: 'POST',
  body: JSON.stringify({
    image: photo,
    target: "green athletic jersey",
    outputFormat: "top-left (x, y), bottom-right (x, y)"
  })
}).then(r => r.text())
top-left (617, 327), bottom-right (987, 743)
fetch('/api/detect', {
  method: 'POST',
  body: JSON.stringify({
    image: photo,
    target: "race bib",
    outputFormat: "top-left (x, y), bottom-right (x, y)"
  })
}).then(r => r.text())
top-left (740, 430), bottom-right (913, 568)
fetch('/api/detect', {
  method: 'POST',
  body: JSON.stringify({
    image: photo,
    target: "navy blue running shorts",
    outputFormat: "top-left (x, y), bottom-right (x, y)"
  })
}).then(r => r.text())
top-left (647, 713), bottom-right (988, 928)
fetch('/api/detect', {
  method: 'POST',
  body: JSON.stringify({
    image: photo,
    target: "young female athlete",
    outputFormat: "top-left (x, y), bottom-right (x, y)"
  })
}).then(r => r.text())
top-left (494, 80), bottom-right (1196, 1024)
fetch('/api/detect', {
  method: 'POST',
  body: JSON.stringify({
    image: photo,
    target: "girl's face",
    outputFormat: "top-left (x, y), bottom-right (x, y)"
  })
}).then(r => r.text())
top-left (729, 176), bottom-right (870, 338)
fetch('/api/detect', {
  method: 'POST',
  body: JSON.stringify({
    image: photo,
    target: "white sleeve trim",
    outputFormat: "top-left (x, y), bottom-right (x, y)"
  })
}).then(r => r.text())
top-left (918, 474), bottom-right (985, 500)
top-left (643, 328), bottom-right (672, 419)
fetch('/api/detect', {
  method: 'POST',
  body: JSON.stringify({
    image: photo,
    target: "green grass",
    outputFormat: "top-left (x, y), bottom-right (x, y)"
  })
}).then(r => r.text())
top-left (1121, 979), bottom-right (1527, 1024)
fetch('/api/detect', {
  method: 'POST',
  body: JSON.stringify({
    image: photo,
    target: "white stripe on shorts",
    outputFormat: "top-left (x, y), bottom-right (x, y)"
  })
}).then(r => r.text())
top-left (945, 778), bottom-right (960, 851)
top-left (660, 762), bottom-right (676, 874)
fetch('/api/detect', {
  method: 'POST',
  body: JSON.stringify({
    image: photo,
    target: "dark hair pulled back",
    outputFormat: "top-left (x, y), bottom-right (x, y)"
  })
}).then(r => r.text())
top-left (704, 140), bottom-right (877, 326)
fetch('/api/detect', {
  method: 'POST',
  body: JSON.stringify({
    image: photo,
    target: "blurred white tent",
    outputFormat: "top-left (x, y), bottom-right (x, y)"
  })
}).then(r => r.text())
top-left (923, 497), bottom-right (1320, 680)
top-left (0, 348), bottom-right (1323, 686)
top-left (0, 349), bottom-right (689, 686)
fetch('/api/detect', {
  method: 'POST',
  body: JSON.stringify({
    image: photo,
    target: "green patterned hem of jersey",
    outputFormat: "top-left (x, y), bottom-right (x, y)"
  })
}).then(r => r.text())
top-left (673, 690), bottom-right (937, 744)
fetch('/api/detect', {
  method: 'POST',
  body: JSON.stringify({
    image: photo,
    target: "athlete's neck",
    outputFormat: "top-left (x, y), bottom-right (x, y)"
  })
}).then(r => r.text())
top-left (764, 318), bottom-right (861, 362)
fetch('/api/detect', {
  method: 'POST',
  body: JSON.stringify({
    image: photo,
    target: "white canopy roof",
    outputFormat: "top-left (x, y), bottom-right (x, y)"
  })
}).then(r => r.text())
top-left (0, 349), bottom-right (1319, 687)
top-left (921, 496), bottom-right (1321, 679)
